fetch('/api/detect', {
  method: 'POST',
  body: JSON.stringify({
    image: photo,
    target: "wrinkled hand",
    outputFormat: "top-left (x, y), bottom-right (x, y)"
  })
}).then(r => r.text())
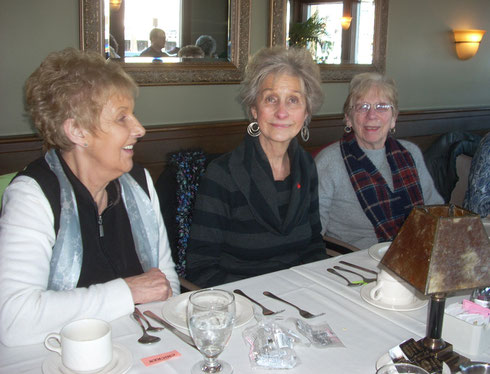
top-left (124, 268), bottom-right (173, 304)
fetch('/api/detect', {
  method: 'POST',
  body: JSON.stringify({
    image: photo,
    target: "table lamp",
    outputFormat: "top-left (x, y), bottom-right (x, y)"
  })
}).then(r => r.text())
top-left (381, 205), bottom-right (490, 352)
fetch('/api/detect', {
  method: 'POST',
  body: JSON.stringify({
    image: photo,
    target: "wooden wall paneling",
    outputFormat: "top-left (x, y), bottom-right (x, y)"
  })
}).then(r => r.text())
top-left (1, 107), bottom-right (489, 181)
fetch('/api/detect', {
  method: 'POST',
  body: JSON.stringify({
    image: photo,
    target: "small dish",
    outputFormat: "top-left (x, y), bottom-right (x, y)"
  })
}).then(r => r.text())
top-left (481, 217), bottom-right (490, 238)
top-left (376, 353), bottom-right (393, 370)
top-left (368, 242), bottom-right (392, 262)
top-left (42, 343), bottom-right (132, 374)
top-left (162, 291), bottom-right (254, 331)
top-left (360, 283), bottom-right (428, 311)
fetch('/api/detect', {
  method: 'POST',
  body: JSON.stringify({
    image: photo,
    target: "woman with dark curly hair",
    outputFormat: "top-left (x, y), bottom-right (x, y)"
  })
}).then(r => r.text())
top-left (0, 48), bottom-right (178, 346)
top-left (186, 47), bottom-right (327, 287)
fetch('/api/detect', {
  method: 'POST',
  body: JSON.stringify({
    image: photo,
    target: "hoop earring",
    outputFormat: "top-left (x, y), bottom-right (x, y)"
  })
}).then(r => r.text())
top-left (344, 125), bottom-right (352, 133)
top-left (390, 127), bottom-right (396, 135)
top-left (301, 125), bottom-right (310, 142)
top-left (247, 121), bottom-right (260, 137)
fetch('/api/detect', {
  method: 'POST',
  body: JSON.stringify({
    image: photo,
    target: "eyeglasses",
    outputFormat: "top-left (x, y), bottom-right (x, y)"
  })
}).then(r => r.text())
top-left (352, 103), bottom-right (393, 113)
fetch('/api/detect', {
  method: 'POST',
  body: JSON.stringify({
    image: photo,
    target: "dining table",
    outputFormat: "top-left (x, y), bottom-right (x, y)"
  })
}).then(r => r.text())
top-left (0, 249), bottom-right (488, 374)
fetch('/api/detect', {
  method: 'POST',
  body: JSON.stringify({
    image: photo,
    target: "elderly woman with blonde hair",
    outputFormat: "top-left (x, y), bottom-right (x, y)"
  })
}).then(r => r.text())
top-left (186, 47), bottom-right (327, 288)
top-left (315, 72), bottom-right (443, 250)
top-left (0, 48), bottom-right (179, 346)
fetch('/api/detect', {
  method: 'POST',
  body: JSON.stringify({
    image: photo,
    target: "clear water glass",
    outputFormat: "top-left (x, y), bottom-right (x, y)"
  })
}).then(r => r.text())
top-left (187, 289), bottom-right (236, 374)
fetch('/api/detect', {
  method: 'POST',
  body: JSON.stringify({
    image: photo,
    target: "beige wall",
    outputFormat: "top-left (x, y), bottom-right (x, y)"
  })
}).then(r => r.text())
top-left (1, 0), bottom-right (489, 137)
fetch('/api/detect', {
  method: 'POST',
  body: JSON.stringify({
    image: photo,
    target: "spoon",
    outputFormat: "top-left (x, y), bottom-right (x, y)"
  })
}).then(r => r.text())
top-left (132, 311), bottom-right (161, 344)
top-left (134, 307), bottom-right (164, 332)
top-left (234, 289), bottom-right (284, 316)
top-left (333, 266), bottom-right (376, 283)
top-left (327, 268), bottom-right (365, 287)
top-left (263, 291), bottom-right (325, 319)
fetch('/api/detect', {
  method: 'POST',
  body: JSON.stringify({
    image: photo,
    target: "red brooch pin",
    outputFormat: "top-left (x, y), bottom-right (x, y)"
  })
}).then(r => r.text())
top-left (297, 183), bottom-right (301, 189)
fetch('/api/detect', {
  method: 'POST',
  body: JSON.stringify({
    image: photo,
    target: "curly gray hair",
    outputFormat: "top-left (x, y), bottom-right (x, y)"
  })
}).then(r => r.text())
top-left (240, 47), bottom-right (323, 125)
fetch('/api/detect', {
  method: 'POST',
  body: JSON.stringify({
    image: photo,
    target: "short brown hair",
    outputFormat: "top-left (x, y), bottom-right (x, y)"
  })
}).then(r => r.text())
top-left (25, 48), bottom-right (138, 150)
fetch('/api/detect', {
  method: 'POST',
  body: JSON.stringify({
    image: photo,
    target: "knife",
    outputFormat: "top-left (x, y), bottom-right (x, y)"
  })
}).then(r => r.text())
top-left (339, 260), bottom-right (378, 275)
top-left (143, 310), bottom-right (196, 348)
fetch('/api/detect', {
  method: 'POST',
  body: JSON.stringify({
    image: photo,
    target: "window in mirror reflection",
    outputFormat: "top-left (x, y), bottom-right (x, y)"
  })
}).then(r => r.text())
top-left (104, 0), bottom-right (229, 62)
top-left (287, 0), bottom-right (375, 65)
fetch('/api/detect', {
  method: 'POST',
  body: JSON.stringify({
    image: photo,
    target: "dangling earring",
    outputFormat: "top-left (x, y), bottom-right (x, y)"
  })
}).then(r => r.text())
top-left (390, 127), bottom-right (396, 135)
top-left (344, 125), bottom-right (352, 133)
top-left (301, 125), bottom-right (310, 142)
top-left (247, 121), bottom-right (260, 137)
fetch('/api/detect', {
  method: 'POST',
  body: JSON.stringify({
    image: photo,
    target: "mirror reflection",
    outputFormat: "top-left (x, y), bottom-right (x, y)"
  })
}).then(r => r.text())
top-left (269, 0), bottom-right (388, 82)
top-left (105, 0), bottom-right (230, 63)
top-left (287, 0), bottom-right (375, 65)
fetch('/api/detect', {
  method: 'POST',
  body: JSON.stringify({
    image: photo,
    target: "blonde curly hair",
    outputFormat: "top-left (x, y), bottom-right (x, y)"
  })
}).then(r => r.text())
top-left (25, 48), bottom-right (138, 150)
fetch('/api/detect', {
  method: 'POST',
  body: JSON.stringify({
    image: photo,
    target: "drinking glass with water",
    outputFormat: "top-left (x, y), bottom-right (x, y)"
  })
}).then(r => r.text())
top-left (187, 289), bottom-right (236, 374)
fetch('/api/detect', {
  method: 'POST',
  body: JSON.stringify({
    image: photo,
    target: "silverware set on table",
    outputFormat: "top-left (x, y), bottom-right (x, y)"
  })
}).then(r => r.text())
top-left (233, 289), bottom-right (325, 319)
top-left (327, 261), bottom-right (378, 286)
top-left (132, 262), bottom-right (376, 344)
top-left (131, 307), bottom-right (196, 347)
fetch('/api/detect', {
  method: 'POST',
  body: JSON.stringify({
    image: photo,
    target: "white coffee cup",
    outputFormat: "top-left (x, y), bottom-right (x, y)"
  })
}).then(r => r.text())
top-left (370, 268), bottom-right (417, 306)
top-left (44, 318), bottom-right (112, 372)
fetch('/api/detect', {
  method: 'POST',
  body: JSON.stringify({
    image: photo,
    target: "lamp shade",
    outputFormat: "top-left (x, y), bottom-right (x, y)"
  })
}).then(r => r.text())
top-left (340, 17), bottom-right (352, 30)
top-left (453, 29), bottom-right (486, 60)
top-left (110, 0), bottom-right (122, 11)
top-left (381, 205), bottom-right (490, 295)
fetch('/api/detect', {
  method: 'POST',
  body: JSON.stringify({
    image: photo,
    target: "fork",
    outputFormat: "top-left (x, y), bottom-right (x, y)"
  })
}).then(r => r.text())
top-left (234, 289), bottom-right (284, 316)
top-left (134, 307), bottom-right (164, 332)
top-left (327, 268), bottom-right (365, 287)
top-left (263, 291), bottom-right (325, 319)
top-left (333, 265), bottom-right (377, 283)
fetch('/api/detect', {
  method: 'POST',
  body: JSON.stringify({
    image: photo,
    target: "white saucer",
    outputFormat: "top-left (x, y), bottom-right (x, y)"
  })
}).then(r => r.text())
top-left (162, 291), bottom-right (254, 331)
top-left (376, 353), bottom-right (393, 370)
top-left (482, 217), bottom-right (490, 237)
top-left (368, 242), bottom-right (391, 261)
top-left (360, 283), bottom-right (428, 311)
top-left (42, 343), bottom-right (132, 374)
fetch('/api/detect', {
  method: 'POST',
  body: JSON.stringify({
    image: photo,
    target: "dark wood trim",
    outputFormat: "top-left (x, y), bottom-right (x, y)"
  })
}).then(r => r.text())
top-left (1, 107), bottom-right (489, 181)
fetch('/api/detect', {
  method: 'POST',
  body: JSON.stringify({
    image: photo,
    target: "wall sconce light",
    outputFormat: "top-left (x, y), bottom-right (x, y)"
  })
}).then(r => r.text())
top-left (110, 0), bottom-right (122, 11)
top-left (453, 29), bottom-right (486, 60)
top-left (340, 16), bottom-right (352, 30)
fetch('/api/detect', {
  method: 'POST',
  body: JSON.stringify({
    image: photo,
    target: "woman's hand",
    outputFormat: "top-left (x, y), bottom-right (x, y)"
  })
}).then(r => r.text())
top-left (124, 268), bottom-right (173, 304)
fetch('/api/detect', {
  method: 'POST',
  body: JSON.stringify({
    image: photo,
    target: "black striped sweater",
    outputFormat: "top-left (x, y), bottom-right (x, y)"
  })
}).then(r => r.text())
top-left (186, 135), bottom-right (326, 287)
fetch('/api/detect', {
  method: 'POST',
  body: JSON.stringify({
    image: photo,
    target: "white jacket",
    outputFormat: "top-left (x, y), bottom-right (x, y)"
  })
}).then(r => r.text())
top-left (0, 169), bottom-right (179, 346)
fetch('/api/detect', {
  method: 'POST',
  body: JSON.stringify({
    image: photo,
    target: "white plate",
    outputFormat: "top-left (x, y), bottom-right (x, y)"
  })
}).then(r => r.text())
top-left (368, 242), bottom-right (392, 261)
top-left (376, 353), bottom-right (393, 370)
top-left (42, 343), bottom-right (132, 374)
top-left (360, 283), bottom-right (428, 312)
top-left (161, 291), bottom-right (254, 331)
top-left (482, 217), bottom-right (490, 237)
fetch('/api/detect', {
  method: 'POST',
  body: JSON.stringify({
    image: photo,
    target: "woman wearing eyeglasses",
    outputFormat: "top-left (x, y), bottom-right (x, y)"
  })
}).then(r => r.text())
top-left (315, 73), bottom-right (443, 250)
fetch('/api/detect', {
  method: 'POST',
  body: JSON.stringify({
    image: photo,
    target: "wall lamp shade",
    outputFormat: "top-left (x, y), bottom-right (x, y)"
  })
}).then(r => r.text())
top-left (340, 17), bottom-right (352, 30)
top-left (453, 29), bottom-right (486, 60)
top-left (381, 205), bottom-right (490, 351)
top-left (110, 0), bottom-right (122, 11)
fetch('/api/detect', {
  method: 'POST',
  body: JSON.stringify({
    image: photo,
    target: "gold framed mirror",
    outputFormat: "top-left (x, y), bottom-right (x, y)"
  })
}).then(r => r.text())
top-left (80, 0), bottom-right (251, 86)
top-left (269, 0), bottom-right (389, 82)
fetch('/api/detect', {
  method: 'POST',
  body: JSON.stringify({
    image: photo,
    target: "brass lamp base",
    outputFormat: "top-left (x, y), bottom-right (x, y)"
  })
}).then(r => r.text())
top-left (422, 336), bottom-right (446, 351)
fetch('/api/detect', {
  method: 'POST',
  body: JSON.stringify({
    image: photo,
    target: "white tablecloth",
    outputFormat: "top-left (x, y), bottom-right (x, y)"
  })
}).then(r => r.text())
top-left (0, 251), bottom-right (488, 374)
